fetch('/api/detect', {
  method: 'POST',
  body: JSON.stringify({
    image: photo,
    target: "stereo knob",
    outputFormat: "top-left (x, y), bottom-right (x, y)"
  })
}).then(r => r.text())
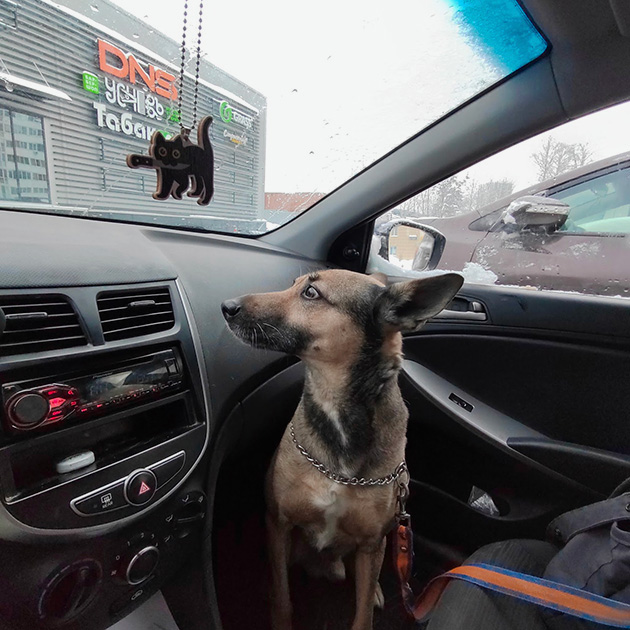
top-left (122, 546), bottom-right (160, 585)
top-left (10, 392), bottom-right (49, 428)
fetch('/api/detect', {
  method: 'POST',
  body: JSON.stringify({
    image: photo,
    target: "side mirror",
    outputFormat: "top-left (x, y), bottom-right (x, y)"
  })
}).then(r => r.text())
top-left (375, 220), bottom-right (446, 271)
top-left (499, 196), bottom-right (570, 232)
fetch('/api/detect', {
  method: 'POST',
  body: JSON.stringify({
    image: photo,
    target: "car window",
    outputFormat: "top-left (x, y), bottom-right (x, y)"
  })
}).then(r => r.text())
top-left (0, 0), bottom-right (546, 235)
top-left (368, 101), bottom-right (630, 298)
top-left (555, 167), bottom-right (630, 235)
top-left (0, 109), bottom-right (50, 204)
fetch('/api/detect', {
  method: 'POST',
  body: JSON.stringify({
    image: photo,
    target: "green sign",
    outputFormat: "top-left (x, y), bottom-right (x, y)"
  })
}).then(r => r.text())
top-left (219, 100), bottom-right (233, 123)
top-left (219, 100), bottom-right (253, 129)
top-left (82, 72), bottom-right (99, 94)
top-left (165, 106), bottom-right (181, 124)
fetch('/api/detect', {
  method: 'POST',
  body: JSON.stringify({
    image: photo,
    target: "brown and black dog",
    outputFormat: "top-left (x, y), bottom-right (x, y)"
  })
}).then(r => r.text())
top-left (222, 269), bottom-right (463, 630)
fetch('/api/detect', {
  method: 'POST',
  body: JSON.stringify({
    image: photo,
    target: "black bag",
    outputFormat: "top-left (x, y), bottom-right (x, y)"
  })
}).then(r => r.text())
top-left (542, 480), bottom-right (630, 628)
top-left (398, 480), bottom-right (630, 628)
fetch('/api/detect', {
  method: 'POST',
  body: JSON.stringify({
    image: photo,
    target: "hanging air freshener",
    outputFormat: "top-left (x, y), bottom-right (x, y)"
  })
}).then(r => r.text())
top-left (127, 117), bottom-right (214, 205)
top-left (126, 0), bottom-right (214, 206)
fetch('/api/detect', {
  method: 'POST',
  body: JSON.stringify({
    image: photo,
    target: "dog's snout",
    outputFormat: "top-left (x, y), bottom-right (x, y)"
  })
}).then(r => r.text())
top-left (221, 298), bottom-right (242, 320)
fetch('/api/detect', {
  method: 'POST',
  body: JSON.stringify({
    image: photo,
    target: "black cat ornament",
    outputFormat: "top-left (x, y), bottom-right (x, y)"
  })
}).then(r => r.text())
top-left (126, 115), bottom-right (214, 205)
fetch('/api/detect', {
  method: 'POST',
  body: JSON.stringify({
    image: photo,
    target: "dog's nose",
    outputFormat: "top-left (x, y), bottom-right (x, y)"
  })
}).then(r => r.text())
top-left (221, 298), bottom-right (242, 320)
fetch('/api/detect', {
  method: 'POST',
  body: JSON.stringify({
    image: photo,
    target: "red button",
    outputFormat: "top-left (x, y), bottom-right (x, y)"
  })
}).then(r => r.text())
top-left (125, 471), bottom-right (157, 506)
top-left (49, 397), bottom-right (66, 409)
top-left (49, 410), bottom-right (64, 421)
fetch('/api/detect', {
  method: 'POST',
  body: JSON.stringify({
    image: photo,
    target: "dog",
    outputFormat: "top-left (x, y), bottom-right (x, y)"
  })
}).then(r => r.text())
top-left (221, 269), bottom-right (463, 630)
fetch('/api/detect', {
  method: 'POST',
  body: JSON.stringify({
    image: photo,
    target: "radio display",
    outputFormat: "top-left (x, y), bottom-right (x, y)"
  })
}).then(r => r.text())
top-left (2, 349), bottom-right (183, 433)
top-left (71, 351), bottom-right (181, 410)
top-left (84, 363), bottom-right (168, 403)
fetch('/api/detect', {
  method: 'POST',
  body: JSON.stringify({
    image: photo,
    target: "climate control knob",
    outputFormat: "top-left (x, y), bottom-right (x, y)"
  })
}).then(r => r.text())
top-left (9, 392), bottom-right (49, 428)
top-left (122, 546), bottom-right (160, 585)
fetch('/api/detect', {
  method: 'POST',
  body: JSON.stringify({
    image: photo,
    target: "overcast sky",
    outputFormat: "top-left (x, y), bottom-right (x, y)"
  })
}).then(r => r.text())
top-left (465, 100), bottom-right (630, 192)
top-left (111, 0), bottom-right (502, 192)
top-left (112, 0), bottom-right (630, 195)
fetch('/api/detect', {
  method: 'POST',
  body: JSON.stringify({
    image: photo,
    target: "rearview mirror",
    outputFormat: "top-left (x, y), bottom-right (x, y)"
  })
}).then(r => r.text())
top-left (375, 220), bottom-right (446, 271)
top-left (500, 196), bottom-right (570, 232)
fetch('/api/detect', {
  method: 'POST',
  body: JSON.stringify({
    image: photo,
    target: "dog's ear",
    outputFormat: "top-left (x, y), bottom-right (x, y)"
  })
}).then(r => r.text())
top-left (375, 273), bottom-right (464, 332)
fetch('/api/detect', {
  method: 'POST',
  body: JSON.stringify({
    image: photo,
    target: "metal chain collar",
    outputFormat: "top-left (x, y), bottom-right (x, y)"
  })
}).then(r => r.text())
top-left (289, 422), bottom-right (408, 487)
top-left (178, 0), bottom-right (205, 135)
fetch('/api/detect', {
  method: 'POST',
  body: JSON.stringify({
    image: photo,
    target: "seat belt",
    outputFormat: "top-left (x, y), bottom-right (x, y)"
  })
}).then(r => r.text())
top-left (393, 522), bottom-right (630, 628)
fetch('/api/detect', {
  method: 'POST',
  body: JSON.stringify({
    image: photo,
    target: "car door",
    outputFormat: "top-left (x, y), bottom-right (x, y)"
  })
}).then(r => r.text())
top-left (364, 109), bottom-right (630, 558)
top-left (397, 283), bottom-right (630, 554)
top-left (469, 163), bottom-right (630, 296)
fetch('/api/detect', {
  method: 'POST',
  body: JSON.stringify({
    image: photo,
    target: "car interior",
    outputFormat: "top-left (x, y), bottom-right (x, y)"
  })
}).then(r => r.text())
top-left (1, 1), bottom-right (630, 629)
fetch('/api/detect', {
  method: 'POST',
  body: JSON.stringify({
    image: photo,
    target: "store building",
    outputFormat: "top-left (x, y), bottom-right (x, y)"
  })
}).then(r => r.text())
top-left (0, 0), bottom-right (266, 232)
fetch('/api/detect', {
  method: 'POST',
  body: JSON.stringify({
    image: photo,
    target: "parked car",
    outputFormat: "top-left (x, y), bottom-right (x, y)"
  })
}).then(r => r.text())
top-left (377, 152), bottom-right (630, 296)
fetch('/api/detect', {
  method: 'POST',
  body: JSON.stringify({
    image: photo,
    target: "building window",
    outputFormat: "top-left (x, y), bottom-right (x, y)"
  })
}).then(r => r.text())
top-left (0, 108), bottom-right (50, 204)
top-left (389, 245), bottom-right (397, 256)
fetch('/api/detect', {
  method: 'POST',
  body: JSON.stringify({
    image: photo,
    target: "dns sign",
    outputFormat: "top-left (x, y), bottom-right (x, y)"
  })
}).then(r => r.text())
top-left (97, 39), bottom-right (178, 101)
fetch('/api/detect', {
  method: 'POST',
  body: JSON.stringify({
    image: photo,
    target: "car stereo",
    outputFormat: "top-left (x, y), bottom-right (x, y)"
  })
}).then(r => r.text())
top-left (2, 349), bottom-right (183, 434)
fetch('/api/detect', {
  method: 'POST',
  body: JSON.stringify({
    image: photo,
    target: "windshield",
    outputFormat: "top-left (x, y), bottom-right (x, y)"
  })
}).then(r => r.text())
top-left (0, 0), bottom-right (546, 235)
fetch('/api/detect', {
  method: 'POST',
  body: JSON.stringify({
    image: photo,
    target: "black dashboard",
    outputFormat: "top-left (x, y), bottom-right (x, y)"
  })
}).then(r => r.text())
top-left (0, 209), bottom-right (318, 630)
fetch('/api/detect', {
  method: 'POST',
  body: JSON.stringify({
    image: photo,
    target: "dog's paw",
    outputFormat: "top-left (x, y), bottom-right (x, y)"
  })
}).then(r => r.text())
top-left (373, 582), bottom-right (385, 609)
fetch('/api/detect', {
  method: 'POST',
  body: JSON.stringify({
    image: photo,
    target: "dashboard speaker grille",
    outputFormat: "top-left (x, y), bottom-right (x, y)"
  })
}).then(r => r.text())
top-left (97, 287), bottom-right (175, 342)
top-left (0, 295), bottom-right (87, 356)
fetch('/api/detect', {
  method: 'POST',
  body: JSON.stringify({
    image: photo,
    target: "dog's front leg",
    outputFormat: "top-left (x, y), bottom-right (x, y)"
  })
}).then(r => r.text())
top-left (351, 537), bottom-right (386, 630)
top-left (267, 514), bottom-right (293, 630)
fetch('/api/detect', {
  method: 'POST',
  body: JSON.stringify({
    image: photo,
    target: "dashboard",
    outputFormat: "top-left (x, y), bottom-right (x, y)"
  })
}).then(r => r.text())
top-left (0, 209), bottom-right (316, 630)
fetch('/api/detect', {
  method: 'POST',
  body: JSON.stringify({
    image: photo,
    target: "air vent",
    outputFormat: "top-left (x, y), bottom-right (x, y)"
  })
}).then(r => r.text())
top-left (0, 295), bottom-right (87, 356)
top-left (97, 287), bottom-right (175, 342)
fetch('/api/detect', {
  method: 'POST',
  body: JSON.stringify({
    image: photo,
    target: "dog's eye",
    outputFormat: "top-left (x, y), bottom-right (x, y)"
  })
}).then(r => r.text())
top-left (302, 285), bottom-right (320, 300)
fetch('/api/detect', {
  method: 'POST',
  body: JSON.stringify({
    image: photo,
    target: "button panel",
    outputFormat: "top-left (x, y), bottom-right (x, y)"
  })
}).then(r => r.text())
top-left (69, 452), bottom-right (187, 517)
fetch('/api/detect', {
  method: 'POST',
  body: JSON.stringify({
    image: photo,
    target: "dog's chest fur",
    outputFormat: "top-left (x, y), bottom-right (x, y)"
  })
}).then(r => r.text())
top-left (310, 480), bottom-right (350, 550)
top-left (271, 460), bottom-right (397, 552)
top-left (267, 384), bottom-right (406, 552)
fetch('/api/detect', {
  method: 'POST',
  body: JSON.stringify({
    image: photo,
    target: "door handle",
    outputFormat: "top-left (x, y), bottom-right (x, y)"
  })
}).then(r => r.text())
top-left (433, 299), bottom-right (487, 321)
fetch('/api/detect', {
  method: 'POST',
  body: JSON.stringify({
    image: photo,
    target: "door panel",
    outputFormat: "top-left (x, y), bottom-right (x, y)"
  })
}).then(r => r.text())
top-left (404, 335), bottom-right (630, 452)
top-left (400, 282), bottom-right (630, 549)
